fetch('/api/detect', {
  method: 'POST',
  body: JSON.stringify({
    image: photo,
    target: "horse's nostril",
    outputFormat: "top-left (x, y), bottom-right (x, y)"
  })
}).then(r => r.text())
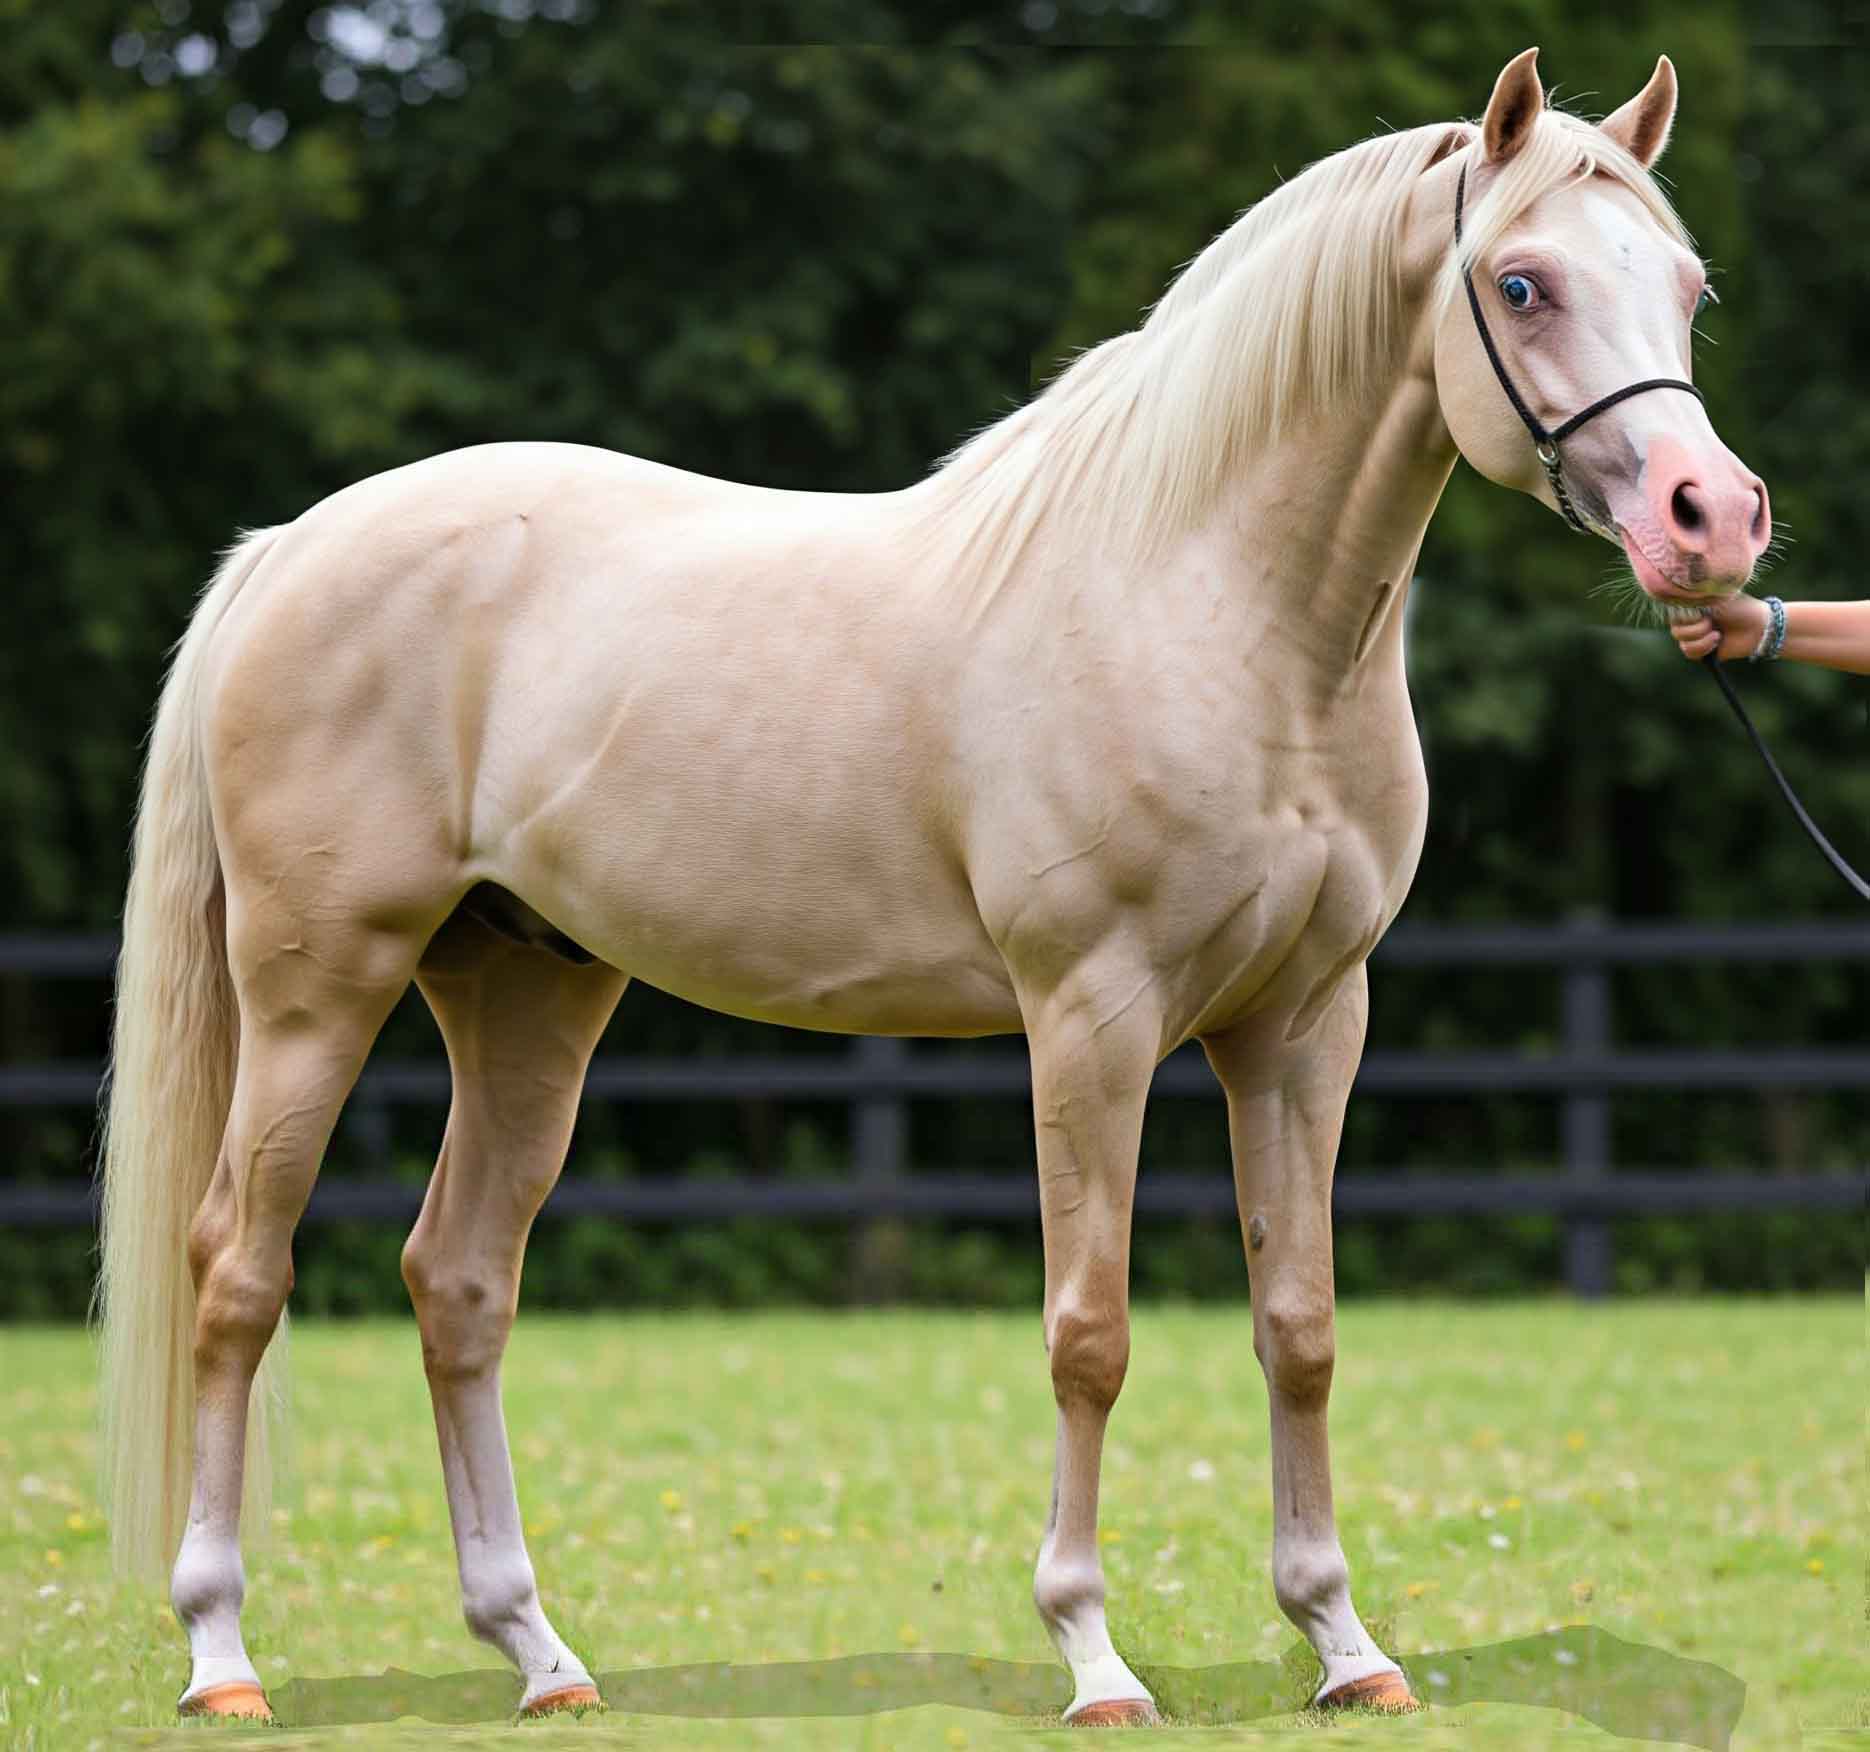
top-left (1670, 483), bottom-right (1705, 534)
top-left (1750, 489), bottom-right (1767, 539)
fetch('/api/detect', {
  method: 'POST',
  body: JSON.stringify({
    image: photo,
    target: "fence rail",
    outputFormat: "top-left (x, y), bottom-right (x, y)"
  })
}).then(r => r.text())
top-left (2, 920), bottom-right (1865, 1297)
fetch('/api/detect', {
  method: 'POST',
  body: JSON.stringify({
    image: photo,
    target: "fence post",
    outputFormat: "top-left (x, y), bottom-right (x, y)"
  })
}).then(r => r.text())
top-left (852, 1035), bottom-right (908, 1190)
top-left (850, 1036), bottom-right (909, 1298)
top-left (1562, 915), bottom-right (1613, 1298)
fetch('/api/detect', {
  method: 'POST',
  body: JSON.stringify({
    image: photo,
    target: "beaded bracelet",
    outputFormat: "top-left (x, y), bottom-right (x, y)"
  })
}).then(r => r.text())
top-left (1748, 595), bottom-right (1787, 663)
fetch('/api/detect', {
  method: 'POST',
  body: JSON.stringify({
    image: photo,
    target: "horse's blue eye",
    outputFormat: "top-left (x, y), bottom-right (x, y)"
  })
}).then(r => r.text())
top-left (1498, 274), bottom-right (1538, 310)
top-left (1695, 284), bottom-right (1718, 317)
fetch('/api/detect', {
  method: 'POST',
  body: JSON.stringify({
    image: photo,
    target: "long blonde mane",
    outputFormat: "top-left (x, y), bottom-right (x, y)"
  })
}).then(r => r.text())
top-left (915, 106), bottom-right (1691, 582)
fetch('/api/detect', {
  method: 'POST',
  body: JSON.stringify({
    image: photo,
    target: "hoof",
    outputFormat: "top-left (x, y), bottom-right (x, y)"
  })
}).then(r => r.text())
top-left (520, 1682), bottom-right (603, 1717)
top-left (178, 1680), bottom-right (273, 1721)
top-left (1068, 1697), bottom-right (1161, 1726)
top-left (1317, 1669), bottom-right (1424, 1714)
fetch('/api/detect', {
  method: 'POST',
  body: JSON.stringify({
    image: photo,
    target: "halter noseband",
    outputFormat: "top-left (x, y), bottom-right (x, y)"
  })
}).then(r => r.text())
top-left (1453, 163), bottom-right (1704, 535)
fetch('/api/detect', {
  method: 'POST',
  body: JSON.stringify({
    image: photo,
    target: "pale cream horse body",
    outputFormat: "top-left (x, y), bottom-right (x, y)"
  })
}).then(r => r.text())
top-left (99, 50), bottom-right (1770, 1726)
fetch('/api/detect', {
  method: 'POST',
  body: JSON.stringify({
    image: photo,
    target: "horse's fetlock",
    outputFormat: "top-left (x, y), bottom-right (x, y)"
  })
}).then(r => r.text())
top-left (461, 1558), bottom-right (541, 1646)
top-left (1273, 1541), bottom-right (1350, 1623)
top-left (1034, 1553), bottom-right (1105, 1629)
top-left (171, 1531), bottom-right (244, 1628)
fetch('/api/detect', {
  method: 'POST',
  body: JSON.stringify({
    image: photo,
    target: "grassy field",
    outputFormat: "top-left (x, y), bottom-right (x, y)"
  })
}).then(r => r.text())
top-left (0, 1300), bottom-right (1861, 1752)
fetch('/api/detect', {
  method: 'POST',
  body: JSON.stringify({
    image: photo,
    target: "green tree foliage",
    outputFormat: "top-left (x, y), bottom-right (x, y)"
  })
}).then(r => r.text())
top-left (0, 2), bottom-right (1860, 1307)
top-left (4, 1), bottom-right (1860, 926)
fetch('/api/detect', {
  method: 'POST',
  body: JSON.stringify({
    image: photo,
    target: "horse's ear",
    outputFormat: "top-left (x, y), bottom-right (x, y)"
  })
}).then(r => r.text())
top-left (1482, 47), bottom-right (1544, 163)
top-left (1600, 55), bottom-right (1677, 168)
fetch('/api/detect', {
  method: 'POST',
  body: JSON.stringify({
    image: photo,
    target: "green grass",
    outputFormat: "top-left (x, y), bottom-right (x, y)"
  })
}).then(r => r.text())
top-left (0, 1301), bottom-right (1861, 1751)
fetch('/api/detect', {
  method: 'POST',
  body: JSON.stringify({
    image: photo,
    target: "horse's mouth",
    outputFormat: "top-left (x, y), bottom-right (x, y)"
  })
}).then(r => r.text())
top-left (1618, 527), bottom-right (1739, 605)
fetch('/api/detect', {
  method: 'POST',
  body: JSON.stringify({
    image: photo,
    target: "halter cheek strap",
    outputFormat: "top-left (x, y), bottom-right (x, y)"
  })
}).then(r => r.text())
top-left (1453, 164), bottom-right (1704, 534)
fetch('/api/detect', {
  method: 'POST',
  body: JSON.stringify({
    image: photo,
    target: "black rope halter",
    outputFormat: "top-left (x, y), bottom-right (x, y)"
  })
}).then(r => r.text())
top-left (1453, 160), bottom-right (1868, 905)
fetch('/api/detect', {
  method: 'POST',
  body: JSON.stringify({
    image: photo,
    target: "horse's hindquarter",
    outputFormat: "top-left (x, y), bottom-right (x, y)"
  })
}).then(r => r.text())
top-left (286, 445), bottom-right (1017, 1034)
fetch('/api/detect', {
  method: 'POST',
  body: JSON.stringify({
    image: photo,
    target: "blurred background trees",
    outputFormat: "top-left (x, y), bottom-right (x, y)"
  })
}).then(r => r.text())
top-left (1, 0), bottom-right (1861, 1309)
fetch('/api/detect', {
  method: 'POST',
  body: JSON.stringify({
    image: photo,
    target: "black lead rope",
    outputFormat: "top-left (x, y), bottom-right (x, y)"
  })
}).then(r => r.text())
top-left (1700, 656), bottom-right (1870, 902)
top-left (1454, 160), bottom-right (1869, 905)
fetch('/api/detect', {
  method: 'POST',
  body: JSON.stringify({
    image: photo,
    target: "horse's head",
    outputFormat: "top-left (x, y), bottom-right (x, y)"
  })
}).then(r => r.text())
top-left (1430, 49), bottom-right (1770, 602)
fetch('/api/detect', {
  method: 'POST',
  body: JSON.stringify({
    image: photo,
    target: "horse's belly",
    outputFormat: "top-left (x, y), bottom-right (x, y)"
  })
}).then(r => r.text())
top-left (503, 797), bottom-right (1022, 1038)
top-left (550, 887), bottom-right (1021, 1037)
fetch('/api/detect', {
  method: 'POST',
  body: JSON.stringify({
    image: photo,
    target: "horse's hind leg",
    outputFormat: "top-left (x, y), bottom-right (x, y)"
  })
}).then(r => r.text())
top-left (174, 910), bottom-right (422, 1718)
top-left (402, 908), bottom-right (626, 1715)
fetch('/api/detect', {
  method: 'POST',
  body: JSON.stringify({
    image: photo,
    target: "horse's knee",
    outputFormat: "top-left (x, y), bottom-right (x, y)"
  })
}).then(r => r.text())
top-left (1254, 1285), bottom-right (1335, 1403)
top-left (1045, 1289), bottom-right (1130, 1411)
top-left (402, 1244), bottom-right (516, 1381)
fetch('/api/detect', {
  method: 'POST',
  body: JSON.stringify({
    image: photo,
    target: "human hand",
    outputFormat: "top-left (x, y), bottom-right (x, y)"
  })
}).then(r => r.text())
top-left (1669, 595), bottom-right (1769, 662)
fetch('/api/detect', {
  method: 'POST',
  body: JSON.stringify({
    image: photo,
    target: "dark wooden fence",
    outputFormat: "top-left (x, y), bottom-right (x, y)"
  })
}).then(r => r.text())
top-left (1, 919), bottom-right (1863, 1296)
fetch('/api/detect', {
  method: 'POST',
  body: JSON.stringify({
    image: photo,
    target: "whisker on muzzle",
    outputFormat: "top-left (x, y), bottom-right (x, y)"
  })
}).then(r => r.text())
top-left (1590, 562), bottom-right (1670, 628)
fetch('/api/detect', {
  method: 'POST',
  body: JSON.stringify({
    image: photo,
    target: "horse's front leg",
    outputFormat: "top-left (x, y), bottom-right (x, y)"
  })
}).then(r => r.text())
top-left (1202, 965), bottom-right (1419, 1712)
top-left (1021, 964), bottom-right (1164, 1726)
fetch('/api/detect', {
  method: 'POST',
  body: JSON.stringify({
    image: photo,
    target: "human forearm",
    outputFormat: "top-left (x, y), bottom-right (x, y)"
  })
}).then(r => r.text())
top-left (1777, 599), bottom-right (1870, 675)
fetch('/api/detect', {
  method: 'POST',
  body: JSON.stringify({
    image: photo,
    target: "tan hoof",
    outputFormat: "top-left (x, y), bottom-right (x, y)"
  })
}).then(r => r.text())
top-left (1068, 1697), bottom-right (1161, 1726)
top-left (520, 1682), bottom-right (603, 1717)
top-left (178, 1680), bottom-right (273, 1721)
top-left (1317, 1669), bottom-right (1424, 1713)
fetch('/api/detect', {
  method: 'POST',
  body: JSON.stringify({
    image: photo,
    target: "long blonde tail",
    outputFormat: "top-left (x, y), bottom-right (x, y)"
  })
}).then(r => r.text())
top-left (97, 527), bottom-right (280, 1579)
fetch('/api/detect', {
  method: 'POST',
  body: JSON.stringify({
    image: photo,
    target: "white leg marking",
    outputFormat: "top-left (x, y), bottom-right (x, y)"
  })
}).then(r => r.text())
top-left (432, 1364), bottom-right (592, 1706)
top-left (1034, 1417), bottom-right (1154, 1719)
top-left (173, 1506), bottom-right (262, 1704)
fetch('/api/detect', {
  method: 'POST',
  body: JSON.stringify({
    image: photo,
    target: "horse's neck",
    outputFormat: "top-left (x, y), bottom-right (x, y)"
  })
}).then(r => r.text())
top-left (1200, 372), bottom-right (1457, 682)
top-left (909, 297), bottom-right (1457, 686)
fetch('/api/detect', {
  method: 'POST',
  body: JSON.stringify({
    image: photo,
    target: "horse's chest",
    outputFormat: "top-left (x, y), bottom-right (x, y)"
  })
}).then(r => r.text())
top-left (1182, 759), bottom-right (1426, 1038)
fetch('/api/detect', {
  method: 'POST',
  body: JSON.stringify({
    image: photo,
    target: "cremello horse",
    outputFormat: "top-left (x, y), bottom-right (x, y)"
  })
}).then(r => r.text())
top-left (99, 49), bottom-right (1770, 1726)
